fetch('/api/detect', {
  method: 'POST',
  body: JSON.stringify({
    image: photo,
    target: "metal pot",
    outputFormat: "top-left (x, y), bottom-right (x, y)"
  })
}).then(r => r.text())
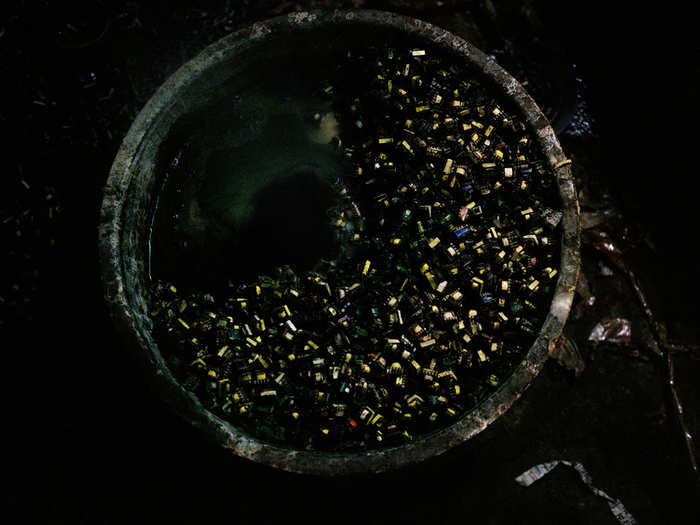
top-left (98, 9), bottom-right (580, 475)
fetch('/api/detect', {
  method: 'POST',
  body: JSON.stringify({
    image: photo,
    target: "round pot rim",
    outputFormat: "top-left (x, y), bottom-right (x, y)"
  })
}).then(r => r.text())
top-left (98, 8), bottom-right (580, 476)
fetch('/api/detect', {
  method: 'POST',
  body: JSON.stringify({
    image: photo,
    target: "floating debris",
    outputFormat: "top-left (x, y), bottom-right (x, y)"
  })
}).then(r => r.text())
top-left (549, 334), bottom-right (585, 376)
top-left (515, 460), bottom-right (638, 525)
top-left (584, 219), bottom-right (699, 478)
top-left (588, 318), bottom-right (632, 346)
top-left (598, 261), bottom-right (614, 276)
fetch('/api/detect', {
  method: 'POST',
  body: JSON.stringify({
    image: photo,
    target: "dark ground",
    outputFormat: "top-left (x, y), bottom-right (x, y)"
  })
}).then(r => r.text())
top-left (2, 1), bottom-right (699, 523)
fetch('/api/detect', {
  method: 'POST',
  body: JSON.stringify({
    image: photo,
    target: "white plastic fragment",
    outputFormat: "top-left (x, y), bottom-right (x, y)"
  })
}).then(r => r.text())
top-left (588, 318), bottom-right (632, 345)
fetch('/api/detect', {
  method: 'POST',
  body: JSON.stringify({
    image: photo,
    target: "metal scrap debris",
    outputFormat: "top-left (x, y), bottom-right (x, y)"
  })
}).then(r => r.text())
top-left (515, 460), bottom-right (637, 525)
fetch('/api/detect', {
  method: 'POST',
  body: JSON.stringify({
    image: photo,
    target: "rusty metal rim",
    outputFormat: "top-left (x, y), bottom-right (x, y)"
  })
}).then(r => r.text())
top-left (98, 9), bottom-right (580, 476)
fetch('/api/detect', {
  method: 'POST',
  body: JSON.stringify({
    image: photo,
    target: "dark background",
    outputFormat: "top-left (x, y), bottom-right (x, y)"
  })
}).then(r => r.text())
top-left (2, 1), bottom-right (698, 523)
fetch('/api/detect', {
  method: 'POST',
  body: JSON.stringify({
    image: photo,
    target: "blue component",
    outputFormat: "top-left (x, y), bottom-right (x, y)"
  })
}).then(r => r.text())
top-left (463, 184), bottom-right (473, 192)
top-left (455, 227), bottom-right (470, 237)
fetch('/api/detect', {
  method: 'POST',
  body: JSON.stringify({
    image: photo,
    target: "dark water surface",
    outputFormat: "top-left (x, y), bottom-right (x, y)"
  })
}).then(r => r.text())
top-left (149, 90), bottom-right (345, 289)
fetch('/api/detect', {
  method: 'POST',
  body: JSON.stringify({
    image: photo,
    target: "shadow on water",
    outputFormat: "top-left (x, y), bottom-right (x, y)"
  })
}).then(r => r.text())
top-left (220, 167), bottom-right (338, 284)
top-left (149, 90), bottom-right (346, 291)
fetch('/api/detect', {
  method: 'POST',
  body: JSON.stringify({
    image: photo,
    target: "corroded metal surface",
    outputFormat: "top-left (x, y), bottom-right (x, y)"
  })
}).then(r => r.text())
top-left (98, 9), bottom-right (580, 476)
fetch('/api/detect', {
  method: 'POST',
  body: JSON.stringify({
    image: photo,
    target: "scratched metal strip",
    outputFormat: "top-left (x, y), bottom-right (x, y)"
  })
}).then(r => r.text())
top-left (515, 460), bottom-right (637, 525)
